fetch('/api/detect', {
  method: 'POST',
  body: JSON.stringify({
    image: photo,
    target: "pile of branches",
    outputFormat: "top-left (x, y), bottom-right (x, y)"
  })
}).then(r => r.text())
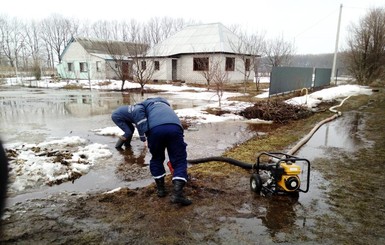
top-left (239, 100), bottom-right (313, 123)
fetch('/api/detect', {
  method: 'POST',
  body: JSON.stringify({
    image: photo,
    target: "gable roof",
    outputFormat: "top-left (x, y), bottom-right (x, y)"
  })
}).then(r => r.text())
top-left (147, 23), bottom-right (248, 57)
top-left (60, 37), bottom-right (147, 60)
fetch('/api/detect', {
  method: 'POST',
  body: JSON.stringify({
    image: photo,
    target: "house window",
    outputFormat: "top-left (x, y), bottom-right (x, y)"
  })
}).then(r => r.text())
top-left (141, 61), bottom-right (146, 70)
top-left (154, 61), bottom-right (160, 70)
top-left (80, 62), bottom-right (88, 72)
top-left (67, 63), bottom-right (73, 72)
top-left (96, 61), bottom-right (101, 72)
top-left (225, 57), bottom-right (235, 71)
top-left (193, 57), bottom-right (209, 71)
top-left (245, 58), bottom-right (250, 72)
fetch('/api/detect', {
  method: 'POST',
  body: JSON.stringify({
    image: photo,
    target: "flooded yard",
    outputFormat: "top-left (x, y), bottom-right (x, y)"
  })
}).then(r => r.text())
top-left (0, 86), bottom-right (258, 202)
top-left (1, 86), bottom-right (384, 244)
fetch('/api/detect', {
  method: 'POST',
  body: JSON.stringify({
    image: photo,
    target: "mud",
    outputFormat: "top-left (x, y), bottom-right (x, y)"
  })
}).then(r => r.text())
top-left (1, 87), bottom-right (385, 244)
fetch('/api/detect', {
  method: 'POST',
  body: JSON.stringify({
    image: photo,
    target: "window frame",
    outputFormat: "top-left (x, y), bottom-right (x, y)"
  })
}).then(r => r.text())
top-left (193, 57), bottom-right (209, 71)
top-left (154, 60), bottom-right (160, 70)
top-left (79, 62), bottom-right (88, 72)
top-left (67, 62), bottom-right (73, 72)
top-left (225, 57), bottom-right (235, 71)
top-left (96, 61), bottom-right (102, 72)
top-left (141, 60), bottom-right (147, 70)
top-left (245, 58), bottom-right (250, 72)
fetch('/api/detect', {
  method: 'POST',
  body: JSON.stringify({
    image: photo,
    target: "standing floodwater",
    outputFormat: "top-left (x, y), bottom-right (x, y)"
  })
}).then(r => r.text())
top-left (1, 87), bottom-right (384, 244)
top-left (0, 86), bottom-right (259, 203)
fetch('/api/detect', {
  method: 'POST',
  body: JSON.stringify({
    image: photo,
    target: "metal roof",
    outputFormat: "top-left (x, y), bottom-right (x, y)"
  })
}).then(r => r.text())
top-left (147, 23), bottom-right (247, 57)
top-left (61, 37), bottom-right (147, 60)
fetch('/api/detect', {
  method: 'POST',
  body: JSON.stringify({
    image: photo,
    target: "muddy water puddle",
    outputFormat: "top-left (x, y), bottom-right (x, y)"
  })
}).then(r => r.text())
top-left (236, 94), bottom-right (385, 244)
top-left (1, 87), bottom-right (260, 204)
top-left (224, 110), bottom-right (374, 243)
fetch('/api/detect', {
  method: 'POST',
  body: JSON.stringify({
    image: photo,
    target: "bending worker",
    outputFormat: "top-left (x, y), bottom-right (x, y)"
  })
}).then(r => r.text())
top-left (111, 97), bottom-right (192, 206)
top-left (111, 105), bottom-right (136, 149)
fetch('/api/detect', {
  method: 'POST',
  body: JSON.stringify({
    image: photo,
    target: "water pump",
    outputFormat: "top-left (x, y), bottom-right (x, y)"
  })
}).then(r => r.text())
top-left (250, 152), bottom-right (310, 196)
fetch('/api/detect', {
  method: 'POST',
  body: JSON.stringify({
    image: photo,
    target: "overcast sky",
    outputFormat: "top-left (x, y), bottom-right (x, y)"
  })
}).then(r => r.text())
top-left (1, 0), bottom-right (384, 54)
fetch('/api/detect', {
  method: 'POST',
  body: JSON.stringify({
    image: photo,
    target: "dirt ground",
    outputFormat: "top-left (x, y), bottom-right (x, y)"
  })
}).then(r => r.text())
top-left (1, 88), bottom-right (385, 245)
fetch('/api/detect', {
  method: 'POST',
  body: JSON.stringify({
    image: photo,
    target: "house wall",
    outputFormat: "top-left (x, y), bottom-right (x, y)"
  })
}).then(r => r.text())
top-left (152, 58), bottom-right (169, 81)
top-left (105, 61), bottom-right (119, 80)
top-left (57, 41), bottom-right (255, 84)
top-left (57, 42), bottom-right (106, 80)
top-left (177, 54), bottom-right (255, 84)
top-left (151, 54), bottom-right (255, 84)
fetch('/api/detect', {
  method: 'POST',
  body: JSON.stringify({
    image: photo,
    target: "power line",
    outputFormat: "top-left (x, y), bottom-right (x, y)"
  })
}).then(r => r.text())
top-left (295, 8), bottom-right (339, 38)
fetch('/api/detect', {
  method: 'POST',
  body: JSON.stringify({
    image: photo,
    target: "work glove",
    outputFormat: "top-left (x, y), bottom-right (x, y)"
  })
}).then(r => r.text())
top-left (140, 135), bottom-right (146, 142)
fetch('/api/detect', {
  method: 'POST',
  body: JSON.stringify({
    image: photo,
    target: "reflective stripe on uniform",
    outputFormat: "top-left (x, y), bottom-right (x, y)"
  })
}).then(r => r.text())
top-left (153, 173), bottom-right (166, 179)
top-left (172, 176), bottom-right (187, 182)
top-left (137, 118), bottom-right (147, 125)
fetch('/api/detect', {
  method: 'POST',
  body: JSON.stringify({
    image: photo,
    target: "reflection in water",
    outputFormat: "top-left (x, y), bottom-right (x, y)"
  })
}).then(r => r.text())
top-left (115, 146), bottom-right (150, 181)
top-left (186, 122), bottom-right (259, 159)
top-left (118, 146), bottom-right (148, 167)
top-left (304, 112), bottom-right (363, 152)
top-left (259, 196), bottom-right (299, 236)
top-left (0, 87), bottom-right (271, 208)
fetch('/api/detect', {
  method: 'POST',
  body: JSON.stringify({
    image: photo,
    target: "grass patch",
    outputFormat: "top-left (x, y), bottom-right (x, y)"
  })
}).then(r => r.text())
top-left (189, 108), bottom-right (331, 175)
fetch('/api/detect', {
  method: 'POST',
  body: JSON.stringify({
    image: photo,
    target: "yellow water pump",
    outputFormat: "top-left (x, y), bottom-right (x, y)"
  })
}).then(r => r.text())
top-left (250, 152), bottom-right (310, 196)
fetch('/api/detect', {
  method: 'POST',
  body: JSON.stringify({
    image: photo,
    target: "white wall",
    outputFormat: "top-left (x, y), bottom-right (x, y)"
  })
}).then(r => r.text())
top-left (177, 54), bottom-right (255, 84)
top-left (59, 42), bottom-right (106, 80)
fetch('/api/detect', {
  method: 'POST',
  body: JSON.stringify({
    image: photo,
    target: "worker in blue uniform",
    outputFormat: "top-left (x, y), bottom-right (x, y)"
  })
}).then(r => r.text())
top-left (111, 105), bottom-right (136, 149)
top-left (111, 97), bottom-right (191, 206)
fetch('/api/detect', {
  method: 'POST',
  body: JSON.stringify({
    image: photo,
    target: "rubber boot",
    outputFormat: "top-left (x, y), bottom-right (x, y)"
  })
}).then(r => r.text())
top-left (155, 177), bottom-right (167, 197)
top-left (115, 138), bottom-right (125, 149)
top-left (123, 135), bottom-right (132, 148)
top-left (171, 180), bottom-right (192, 206)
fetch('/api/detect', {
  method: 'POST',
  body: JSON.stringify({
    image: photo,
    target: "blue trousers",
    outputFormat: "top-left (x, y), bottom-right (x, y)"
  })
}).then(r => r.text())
top-left (111, 114), bottom-right (135, 142)
top-left (147, 124), bottom-right (188, 182)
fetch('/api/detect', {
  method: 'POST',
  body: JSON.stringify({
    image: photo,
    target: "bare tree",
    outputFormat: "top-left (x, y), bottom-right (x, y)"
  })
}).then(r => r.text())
top-left (247, 33), bottom-right (266, 91)
top-left (230, 30), bottom-right (266, 92)
top-left (0, 16), bottom-right (24, 78)
top-left (264, 34), bottom-right (295, 68)
top-left (0, 16), bottom-right (5, 66)
top-left (40, 14), bottom-right (80, 66)
top-left (195, 55), bottom-right (215, 90)
top-left (91, 20), bottom-right (114, 40)
top-left (102, 39), bottom-right (135, 90)
top-left (345, 7), bottom-right (385, 85)
top-left (146, 17), bottom-right (189, 46)
top-left (212, 57), bottom-right (228, 108)
top-left (24, 20), bottom-right (44, 79)
top-left (147, 17), bottom-right (163, 45)
top-left (228, 30), bottom-right (249, 93)
top-left (196, 55), bottom-right (227, 106)
top-left (129, 27), bottom-right (156, 96)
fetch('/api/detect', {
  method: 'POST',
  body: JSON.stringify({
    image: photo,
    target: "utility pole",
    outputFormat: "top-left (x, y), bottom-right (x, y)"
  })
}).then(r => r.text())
top-left (331, 4), bottom-right (343, 85)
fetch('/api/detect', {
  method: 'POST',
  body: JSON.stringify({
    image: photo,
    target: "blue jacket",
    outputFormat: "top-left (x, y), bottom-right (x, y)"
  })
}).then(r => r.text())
top-left (111, 105), bottom-right (137, 139)
top-left (112, 97), bottom-right (182, 142)
top-left (135, 97), bottom-right (182, 141)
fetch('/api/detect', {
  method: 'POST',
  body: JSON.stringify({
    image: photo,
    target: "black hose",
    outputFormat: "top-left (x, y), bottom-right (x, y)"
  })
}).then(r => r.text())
top-left (187, 156), bottom-right (253, 169)
top-left (187, 96), bottom-right (352, 171)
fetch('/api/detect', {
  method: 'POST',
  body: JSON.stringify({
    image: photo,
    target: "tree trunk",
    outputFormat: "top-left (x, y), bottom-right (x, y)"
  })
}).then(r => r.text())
top-left (120, 80), bottom-right (125, 91)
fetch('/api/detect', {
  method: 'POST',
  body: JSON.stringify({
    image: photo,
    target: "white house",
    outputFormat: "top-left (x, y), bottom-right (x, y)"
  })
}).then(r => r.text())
top-left (56, 23), bottom-right (257, 84)
top-left (56, 37), bottom-right (140, 81)
top-left (147, 22), bottom-right (257, 84)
